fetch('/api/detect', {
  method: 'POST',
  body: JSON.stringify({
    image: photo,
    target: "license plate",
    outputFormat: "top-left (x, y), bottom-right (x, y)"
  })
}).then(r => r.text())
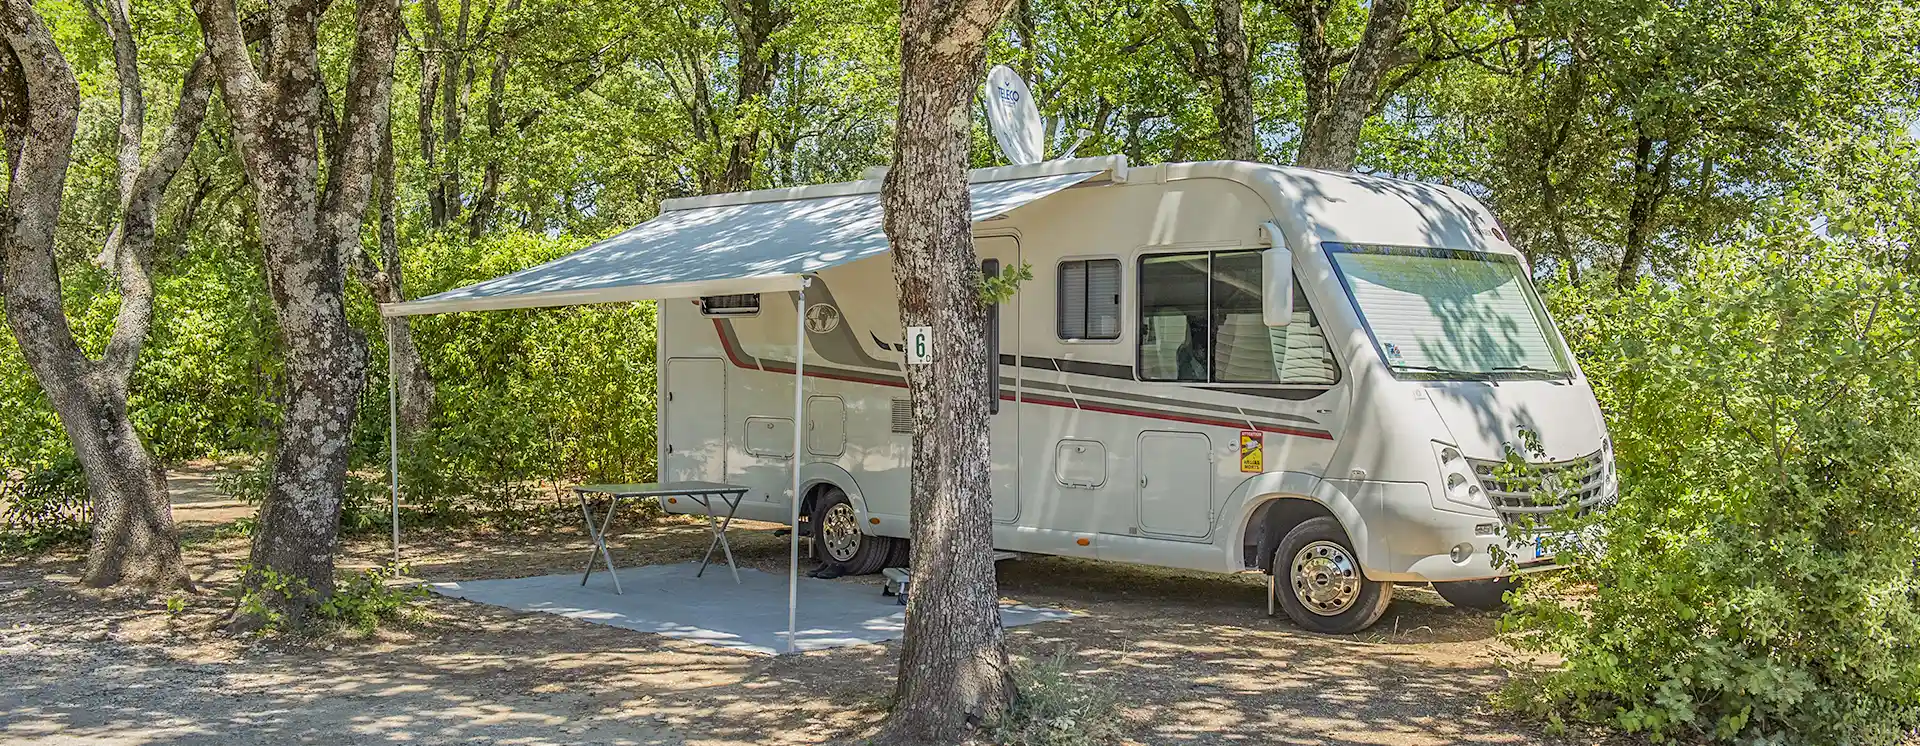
top-left (1534, 532), bottom-right (1573, 559)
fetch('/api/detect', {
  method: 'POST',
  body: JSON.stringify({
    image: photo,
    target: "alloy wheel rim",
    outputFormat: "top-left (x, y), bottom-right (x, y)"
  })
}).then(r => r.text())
top-left (823, 503), bottom-right (861, 562)
top-left (1291, 540), bottom-right (1361, 616)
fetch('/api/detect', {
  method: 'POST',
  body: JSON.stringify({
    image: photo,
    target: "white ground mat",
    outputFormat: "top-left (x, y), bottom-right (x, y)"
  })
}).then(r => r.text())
top-left (428, 563), bottom-right (1073, 654)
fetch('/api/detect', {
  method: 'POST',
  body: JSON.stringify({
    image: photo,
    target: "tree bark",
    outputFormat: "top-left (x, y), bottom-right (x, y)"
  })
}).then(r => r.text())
top-left (356, 127), bottom-right (436, 433)
top-left (467, 0), bottom-right (520, 239)
top-left (0, 0), bottom-right (211, 591)
top-left (190, 0), bottom-right (399, 627)
top-left (1166, 0), bottom-right (1256, 160)
top-left (873, 0), bottom-right (1018, 741)
top-left (1291, 0), bottom-right (1410, 171)
top-left (1616, 130), bottom-right (1674, 289)
top-left (718, 0), bottom-right (787, 192)
top-left (1210, 0), bottom-right (1254, 160)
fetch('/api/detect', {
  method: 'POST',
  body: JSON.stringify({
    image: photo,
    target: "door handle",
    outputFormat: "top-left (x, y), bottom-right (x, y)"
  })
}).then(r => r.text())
top-left (1139, 475), bottom-right (1149, 487)
top-left (667, 444), bottom-right (675, 454)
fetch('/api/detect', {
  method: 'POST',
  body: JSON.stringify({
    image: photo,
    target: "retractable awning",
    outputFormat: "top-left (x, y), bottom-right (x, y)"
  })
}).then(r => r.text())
top-left (382, 163), bottom-right (1116, 317)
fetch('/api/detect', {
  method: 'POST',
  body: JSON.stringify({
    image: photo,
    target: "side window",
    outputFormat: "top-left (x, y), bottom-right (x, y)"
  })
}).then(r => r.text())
top-left (1137, 250), bottom-right (1337, 385)
top-left (1137, 253), bottom-right (1209, 381)
top-left (1056, 259), bottom-right (1121, 341)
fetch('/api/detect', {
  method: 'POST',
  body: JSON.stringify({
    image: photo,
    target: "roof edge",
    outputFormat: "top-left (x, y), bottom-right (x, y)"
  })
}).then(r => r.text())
top-left (661, 155), bottom-right (1128, 213)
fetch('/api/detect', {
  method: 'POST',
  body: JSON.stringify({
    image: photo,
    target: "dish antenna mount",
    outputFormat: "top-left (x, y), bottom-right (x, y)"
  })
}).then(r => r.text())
top-left (984, 65), bottom-right (1043, 165)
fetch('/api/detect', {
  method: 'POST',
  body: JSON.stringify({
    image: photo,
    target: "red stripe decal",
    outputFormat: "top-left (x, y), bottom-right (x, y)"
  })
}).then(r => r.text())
top-left (708, 319), bottom-right (1332, 440)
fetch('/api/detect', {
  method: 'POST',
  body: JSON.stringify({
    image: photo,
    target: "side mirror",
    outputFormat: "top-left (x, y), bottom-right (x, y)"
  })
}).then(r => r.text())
top-left (1262, 224), bottom-right (1294, 327)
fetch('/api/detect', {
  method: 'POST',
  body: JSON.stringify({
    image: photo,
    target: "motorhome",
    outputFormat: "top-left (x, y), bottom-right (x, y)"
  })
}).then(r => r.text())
top-left (643, 156), bottom-right (1616, 634)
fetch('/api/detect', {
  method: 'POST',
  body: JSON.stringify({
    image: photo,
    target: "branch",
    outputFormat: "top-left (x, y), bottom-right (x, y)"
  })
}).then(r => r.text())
top-left (101, 52), bottom-right (214, 378)
top-left (317, 0), bottom-right (400, 253)
top-left (82, 0), bottom-right (142, 229)
top-left (188, 0), bottom-right (265, 144)
top-left (1162, 1), bottom-right (1213, 79)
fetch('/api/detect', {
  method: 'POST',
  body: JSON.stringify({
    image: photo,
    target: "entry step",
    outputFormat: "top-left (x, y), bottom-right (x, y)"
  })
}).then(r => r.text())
top-left (880, 552), bottom-right (1023, 605)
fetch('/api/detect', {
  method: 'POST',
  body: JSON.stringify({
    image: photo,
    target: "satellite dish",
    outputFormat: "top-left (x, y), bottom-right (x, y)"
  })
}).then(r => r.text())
top-left (983, 65), bottom-right (1043, 165)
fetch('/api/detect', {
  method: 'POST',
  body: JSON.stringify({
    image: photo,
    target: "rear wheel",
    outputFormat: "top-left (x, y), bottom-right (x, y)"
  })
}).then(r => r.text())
top-left (811, 488), bottom-right (894, 576)
top-left (1433, 577), bottom-right (1519, 611)
top-left (1271, 516), bottom-right (1393, 634)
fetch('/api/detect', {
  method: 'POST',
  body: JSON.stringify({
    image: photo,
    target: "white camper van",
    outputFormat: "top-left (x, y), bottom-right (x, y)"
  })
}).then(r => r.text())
top-left (655, 156), bottom-right (1616, 634)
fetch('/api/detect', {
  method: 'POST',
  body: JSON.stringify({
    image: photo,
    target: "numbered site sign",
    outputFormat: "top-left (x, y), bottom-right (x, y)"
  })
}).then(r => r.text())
top-left (905, 326), bottom-right (933, 365)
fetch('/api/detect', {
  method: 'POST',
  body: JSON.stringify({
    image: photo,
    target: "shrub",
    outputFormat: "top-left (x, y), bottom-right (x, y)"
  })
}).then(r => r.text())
top-left (1499, 229), bottom-right (1920, 744)
top-left (233, 563), bottom-right (427, 635)
top-left (991, 652), bottom-right (1124, 746)
top-left (0, 457), bottom-right (91, 554)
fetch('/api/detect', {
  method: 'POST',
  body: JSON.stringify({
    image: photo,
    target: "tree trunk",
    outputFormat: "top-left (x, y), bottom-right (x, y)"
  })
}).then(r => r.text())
top-left (191, 0), bottom-right (399, 627)
top-left (1616, 132), bottom-right (1673, 289)
top-left (719, 0), bottom-right (789, 193)
top-left (1, 0), bottom-right (210, 592)
top-left (1291, 0), bottom-right (1409, 171)
top-left (369, 130), bottom-right (436, 432)
top-left (873, 0), bottom-right (1018, 741)
top-left (1210, 0), bottom-right (1254, 160)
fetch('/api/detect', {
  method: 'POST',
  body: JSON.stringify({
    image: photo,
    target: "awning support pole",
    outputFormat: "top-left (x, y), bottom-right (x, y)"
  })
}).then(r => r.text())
top-left (788, 276), bottom-right (810, 654)
top-left (388, 341), bottom-right (401, 566)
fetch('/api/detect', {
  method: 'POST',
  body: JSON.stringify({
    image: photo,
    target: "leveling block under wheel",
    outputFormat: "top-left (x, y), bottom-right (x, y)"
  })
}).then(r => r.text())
top-left (879, 552), bottom-right (1023, 606)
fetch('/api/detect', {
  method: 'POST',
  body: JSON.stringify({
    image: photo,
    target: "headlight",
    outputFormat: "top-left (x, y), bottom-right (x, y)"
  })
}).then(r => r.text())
top-left (1432, 441), bottom-right (1489, 510)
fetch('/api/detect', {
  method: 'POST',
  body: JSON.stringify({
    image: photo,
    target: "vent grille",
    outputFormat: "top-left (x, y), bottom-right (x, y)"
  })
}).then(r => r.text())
top-left (699, 293), bottom-right (761, 316)
top-left (1470, 449), bottom-right (1610, 521)
top-left (890, 399), bottom-right (913, 434)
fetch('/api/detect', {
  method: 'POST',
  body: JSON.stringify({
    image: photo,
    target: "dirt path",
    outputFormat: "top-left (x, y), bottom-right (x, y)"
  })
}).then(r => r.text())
top-left (0, 478), bottom-right (1619, 745)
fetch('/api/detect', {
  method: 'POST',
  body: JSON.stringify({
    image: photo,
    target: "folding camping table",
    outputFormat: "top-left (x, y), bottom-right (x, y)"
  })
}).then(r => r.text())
top-left (572, 481), bottom-right (751, 593)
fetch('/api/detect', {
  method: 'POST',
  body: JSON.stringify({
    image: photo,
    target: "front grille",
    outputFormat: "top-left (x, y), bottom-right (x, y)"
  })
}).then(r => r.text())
top-left (1469, 448), bottom-right (1610, 519)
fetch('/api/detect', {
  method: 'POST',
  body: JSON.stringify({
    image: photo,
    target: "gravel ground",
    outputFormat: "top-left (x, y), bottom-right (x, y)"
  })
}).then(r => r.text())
top-left (0, 472), bottom-right (1626, 745)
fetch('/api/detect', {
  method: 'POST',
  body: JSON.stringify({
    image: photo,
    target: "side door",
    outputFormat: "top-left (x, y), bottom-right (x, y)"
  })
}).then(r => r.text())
top-left (976, 235), bottom-right (1021, 523)
top-left (663, 358), bottom-right (726, 482)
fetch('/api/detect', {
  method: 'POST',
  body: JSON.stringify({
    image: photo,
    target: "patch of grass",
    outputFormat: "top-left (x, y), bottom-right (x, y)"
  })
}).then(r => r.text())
top-left (992, 651), bottom-right (1123, 746)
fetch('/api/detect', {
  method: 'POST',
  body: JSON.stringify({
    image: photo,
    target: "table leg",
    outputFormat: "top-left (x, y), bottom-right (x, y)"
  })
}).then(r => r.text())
top-left (693, 492), bottom-right (744, 583)
top-left (578, 492), bottom-right (623, 595)
top-left (578, 491), bottom-right (599, 585)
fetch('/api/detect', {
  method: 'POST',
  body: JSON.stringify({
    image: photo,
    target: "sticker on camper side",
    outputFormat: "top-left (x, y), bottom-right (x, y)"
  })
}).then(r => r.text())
top-left (904, 326), bottom-right (933, 365)
top-left (1382, 342), bottom-right (1404, 362)
top-left (1239, 431), bottom-right (1264, 473)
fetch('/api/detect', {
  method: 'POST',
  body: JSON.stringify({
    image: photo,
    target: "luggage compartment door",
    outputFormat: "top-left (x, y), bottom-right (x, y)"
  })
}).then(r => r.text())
top-left (1137, 431), bottom-right (1213, 538)
top-left (664, 358), bottom-right (726, 482)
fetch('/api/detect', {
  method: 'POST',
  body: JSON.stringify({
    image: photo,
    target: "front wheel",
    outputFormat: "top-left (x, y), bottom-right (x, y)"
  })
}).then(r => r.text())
top-left (1271, 516), bottom-right (1393, 634)
top-left (811, 488), bottom-right (895, 576)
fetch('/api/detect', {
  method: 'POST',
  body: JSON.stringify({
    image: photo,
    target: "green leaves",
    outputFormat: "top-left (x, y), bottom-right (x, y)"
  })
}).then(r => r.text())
top-left (1499, 210), bottom-right (1920, 744)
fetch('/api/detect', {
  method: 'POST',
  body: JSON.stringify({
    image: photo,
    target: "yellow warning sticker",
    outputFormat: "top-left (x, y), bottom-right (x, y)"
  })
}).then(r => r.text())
top-left (1239, 431), bottom-right (1264, 473)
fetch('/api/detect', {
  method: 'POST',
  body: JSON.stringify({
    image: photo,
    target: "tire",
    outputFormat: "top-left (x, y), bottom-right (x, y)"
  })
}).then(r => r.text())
top-left (884, 537), bottom-right (912, 569)
top-left (1271, 516), bottom-right (1393, 634)
top-left (1433, 577), bottom-right (1519, 611)
top-left (811, 488), bottom-right (894, 576)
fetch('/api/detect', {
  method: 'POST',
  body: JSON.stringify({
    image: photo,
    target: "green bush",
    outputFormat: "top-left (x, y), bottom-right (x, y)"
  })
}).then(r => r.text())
top-left (1499, 228), bottom-right (1920, 744)
top-left (233, 563), bottom-right (428, 635)
top-left (991, 652), bottom-right (1124, 746)
top-left (0, 457), bottom-right (91, 553)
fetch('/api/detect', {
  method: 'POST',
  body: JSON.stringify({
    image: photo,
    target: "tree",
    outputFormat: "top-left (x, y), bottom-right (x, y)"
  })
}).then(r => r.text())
top-left (1166, 0), bottom-right (1256, 160)
top-left (0, 0), bottom-right (213, 590)
top-left (875, 0), bottom-right (1019, 740)
top-left (1285, 0), bottom-right (1518, 171)
top-left (189, 0), bottom-right (400, 626)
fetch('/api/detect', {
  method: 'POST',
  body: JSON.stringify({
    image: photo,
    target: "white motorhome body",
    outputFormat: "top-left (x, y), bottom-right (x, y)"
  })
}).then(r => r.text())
top-left (657, 158), bottom-right (1616, 632)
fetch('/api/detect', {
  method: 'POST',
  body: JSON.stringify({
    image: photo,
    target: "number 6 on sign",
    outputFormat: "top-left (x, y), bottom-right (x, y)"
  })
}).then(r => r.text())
top-left (905, 326), bottom-right (933, 365)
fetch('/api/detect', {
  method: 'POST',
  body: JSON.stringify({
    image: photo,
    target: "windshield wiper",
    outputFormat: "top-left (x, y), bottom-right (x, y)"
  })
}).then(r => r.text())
top-left (1492, 365), bottom-right (1571, 380)
top-left (1391, 363), bottom-right (1483, 378)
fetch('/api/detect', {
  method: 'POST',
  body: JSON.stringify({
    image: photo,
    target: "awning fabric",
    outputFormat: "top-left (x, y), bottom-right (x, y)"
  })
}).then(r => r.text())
top-left (383, 170), bottom-right (1105, 317)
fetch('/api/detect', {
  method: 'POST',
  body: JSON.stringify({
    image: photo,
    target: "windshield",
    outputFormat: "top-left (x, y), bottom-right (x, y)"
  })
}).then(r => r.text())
top-left (1326, 243), bottom-right (1572, 380)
